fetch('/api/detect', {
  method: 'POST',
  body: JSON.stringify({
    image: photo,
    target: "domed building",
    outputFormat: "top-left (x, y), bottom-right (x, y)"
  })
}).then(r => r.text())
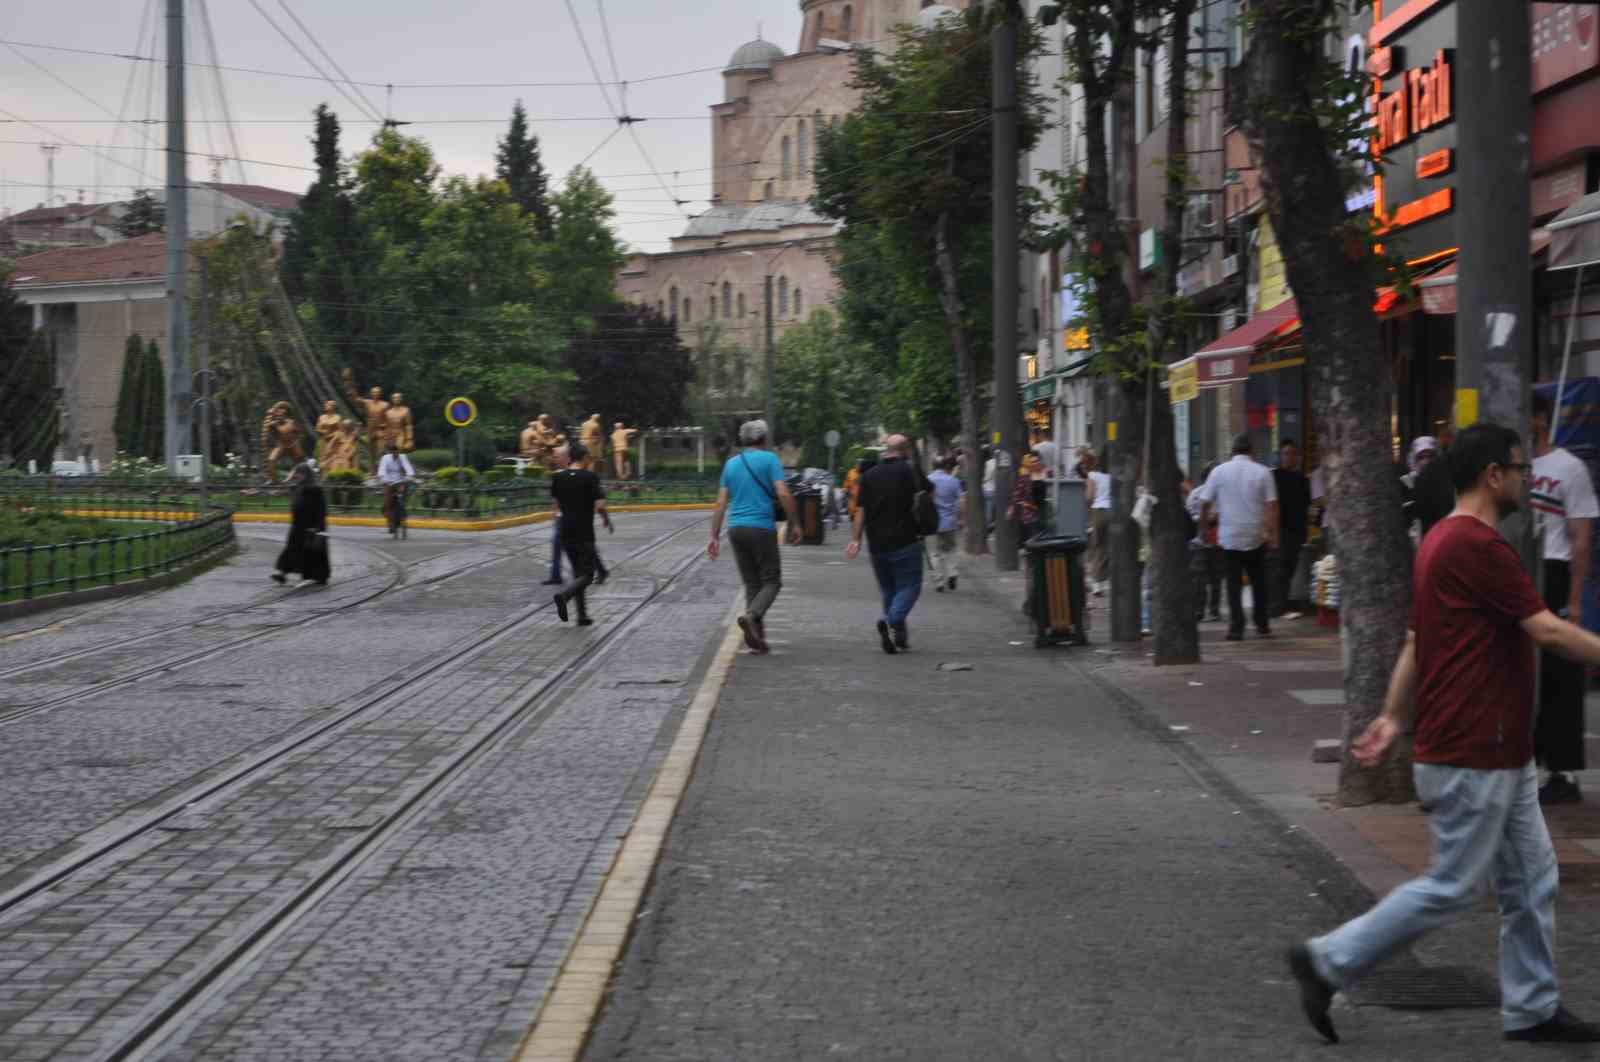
top-left (616, 1), bottom-right (973, 424)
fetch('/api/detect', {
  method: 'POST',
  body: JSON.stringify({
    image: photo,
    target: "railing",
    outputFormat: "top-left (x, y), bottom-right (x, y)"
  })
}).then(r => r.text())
top-left (0, 475), bottom-right (720, 520)
top-left (0, 497), bottom-right (237, 605)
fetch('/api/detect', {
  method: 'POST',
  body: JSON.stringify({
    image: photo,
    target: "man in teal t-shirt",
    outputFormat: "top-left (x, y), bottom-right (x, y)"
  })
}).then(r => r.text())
top-left (708, 419), bottom-right (799, 653)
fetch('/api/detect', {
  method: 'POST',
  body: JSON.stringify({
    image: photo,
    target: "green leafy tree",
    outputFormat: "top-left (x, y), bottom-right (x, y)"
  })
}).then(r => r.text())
top-left (139, 339), bottom-right (165, 460)
top-left (283, 105), bottom-right (365, 379)
top-left (773, 309), bottom-right (877, 470)
top-left (538, 167), bottom-right (626, 331)
top-left (496, 100), bottom-right (553, 240)
top-left (113, 333), bottom-right (146, 454)
top-left (566, 303), bottom-right (695, 430)
top-left (0, 269), bottom-right (55, 468)
top-left (117, 189), bottom-right (165, 238)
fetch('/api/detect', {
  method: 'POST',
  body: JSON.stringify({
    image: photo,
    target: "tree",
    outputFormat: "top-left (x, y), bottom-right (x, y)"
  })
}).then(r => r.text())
top-left (0, 269), bottom-right (54, 468)
top-left (773, 309), bottom-right (878, 469)
top-left (113, 333), bottom-right (146, 455)
top-left (496, 101), bottom-right (553, 240)
top-left (139, 339), bottom-right (165, 461)
top-left (538, 167), bottom-right (626, 330)
top-left (282, 105), bottom-right (364, 379)
top-left (814, 7), bottom-right (1045, 554)
top-left (1238, 0), bottom-right (1413, 803)
top-left (117, 189), bottom-right (165, 238)
top-left (566, 303), bottom-right (695, 430)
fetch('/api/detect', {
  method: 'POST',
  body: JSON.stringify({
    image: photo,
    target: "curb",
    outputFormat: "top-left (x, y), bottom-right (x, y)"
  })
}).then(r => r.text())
top-left (57, 503), bottom-right (714, 534)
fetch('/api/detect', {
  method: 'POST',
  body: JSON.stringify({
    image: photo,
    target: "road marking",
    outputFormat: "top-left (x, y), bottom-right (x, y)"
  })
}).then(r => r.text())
top-left (513, 596), bottom-right (744, 1062)
top-left (1288, 688), bottom-right (1346, 706)
top-left (0, 622), bottom-right (64, 644)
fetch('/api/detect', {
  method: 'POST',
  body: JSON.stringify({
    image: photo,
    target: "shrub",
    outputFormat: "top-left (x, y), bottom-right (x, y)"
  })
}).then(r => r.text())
top-left (409, 448), bottom-right (454, 471)
top-left (324, 469), bottom-right (366, 486)
top-left (480, 468), bottom-right (512, 485)
top-left (517, 465), bottom-right (548, 479)
top-left (431, 466), bottom-right (478, 486)
top-left (0, 509), bottom-right (143, 549)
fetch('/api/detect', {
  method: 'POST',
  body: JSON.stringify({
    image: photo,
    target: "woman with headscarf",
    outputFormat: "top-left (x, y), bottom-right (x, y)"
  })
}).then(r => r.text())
top-left (272, 461), bottom-right (330, 586)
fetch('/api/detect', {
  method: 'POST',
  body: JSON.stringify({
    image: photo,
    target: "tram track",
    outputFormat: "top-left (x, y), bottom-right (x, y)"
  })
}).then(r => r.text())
top-left (0, 517), bottom-right (711, 1061)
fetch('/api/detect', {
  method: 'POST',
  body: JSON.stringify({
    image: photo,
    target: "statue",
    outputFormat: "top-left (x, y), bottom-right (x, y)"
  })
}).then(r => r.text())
top-left (342, 368), bottom-right (390, 467)
top-left (580, 414), bottom-right (604, 456)
top-left (322, 418), bottom-right (361, 474)
top-left (261, 401), bottom-right (306, 483)
top-left (314, 400), bottom-right (342, 458)
top-left (384, 392), bottom-right (415, 453)
top-left (611, 422), bottom-right (638, 480)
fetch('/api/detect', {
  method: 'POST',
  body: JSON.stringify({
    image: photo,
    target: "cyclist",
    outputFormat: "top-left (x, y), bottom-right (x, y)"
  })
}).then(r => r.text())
top-left (378, 441), bottom-right (416, 538)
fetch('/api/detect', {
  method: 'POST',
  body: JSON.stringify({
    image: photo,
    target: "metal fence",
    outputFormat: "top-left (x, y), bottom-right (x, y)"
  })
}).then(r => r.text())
top-left (0, 498), bottom-right (237, 604)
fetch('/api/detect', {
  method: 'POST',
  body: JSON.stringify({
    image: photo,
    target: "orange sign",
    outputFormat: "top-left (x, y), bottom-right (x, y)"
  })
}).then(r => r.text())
top-left (1369, 46), bottom-right (1396, 78)
top-left (1384, 187), bottom-right (1454, 232)
top-left (1416, 148), bottom-right (1453, 179)
top-left (1374, 50), bottom-right (1453, 154)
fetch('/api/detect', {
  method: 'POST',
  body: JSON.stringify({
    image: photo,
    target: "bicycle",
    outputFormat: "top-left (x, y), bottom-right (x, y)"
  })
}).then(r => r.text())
top-left (388, 480), bottom-right (413, 539)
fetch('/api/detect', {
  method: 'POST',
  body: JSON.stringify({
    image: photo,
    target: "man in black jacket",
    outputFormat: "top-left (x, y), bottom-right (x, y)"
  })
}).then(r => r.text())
top-left (847, 435), bottom-right (932, 654)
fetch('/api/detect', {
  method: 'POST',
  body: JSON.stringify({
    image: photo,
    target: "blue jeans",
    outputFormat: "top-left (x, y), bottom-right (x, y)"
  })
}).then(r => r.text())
top-left (870, 542), bottom-right (924, 631)
top-left (1309, 762), bottom-right (1559, 1032)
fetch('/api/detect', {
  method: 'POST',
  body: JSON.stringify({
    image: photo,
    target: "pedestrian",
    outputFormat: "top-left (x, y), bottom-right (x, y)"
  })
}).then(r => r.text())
top-left (981, 444), bottom-right (997, 531)
top-left (707, 419), bottom-right (799, 654)
top-left (1399, 436), bottom-right (1439, 540)
top-left (1193, 433), bottom-right (1279, 640)
top-left (927, 453), bottom-right (964, 592)
top-left (1273, 439), bottom-right (1311, 619)
top-left (1009, 451), bottom-right (1044, 539)
top-left (1188, 462), bottom-right (1223, 621)
top-left (1411, 439), bottom-right (1457, 540)
top-left (1289, 421), bottom-right (1600, 1046)
top-left (1531, 394), bottom-right (1597, 804)
top-left (847, 434), bottom-right (933, 654)
top-left (377, 441), bottom-right (415, 537)
top-left (271, 461), bottom-right (329, 586)
top-left (549, 442), bottom-right (612, 627)
top-left (542, 445), bottom-right (610, 587)
top-left (1033, 431), bottom-right (1059, 480)
top-left (1082, 448), bottom-right (1111, 595)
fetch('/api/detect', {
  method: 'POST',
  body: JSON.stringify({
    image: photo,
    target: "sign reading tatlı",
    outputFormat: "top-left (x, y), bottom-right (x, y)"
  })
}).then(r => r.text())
top-left (1374, 50), bottom-right (1453, 153)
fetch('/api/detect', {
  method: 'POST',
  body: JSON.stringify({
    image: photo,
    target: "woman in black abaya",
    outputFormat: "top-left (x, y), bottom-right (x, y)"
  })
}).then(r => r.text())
top-left (272, 461), bottom-right (330, 585)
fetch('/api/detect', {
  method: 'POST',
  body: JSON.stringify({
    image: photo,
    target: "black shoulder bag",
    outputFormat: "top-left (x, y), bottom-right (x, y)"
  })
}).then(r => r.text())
top-left (908, 461), bottom-right (940, 537)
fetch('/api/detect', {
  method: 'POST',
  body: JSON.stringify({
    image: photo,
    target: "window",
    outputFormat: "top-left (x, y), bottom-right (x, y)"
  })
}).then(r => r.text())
top-left (842, 4), bottom-right (853, 37)
top-left (669, 286), bottom-right (679, 320)
top-left (815, 11), bottom-right (823, 41)
top-left (781, 136), bottom-right (793, 181)
top-left (656, 299), bottom-right (663, 317)
top-left (814, 110), bottom-right (824, 159)
top-left (683, 297), bottom-right (692, 323)
top-left (734, 352), bottom-right (747, 394)
top-left (798, 120), bottom-right (809, 174)
top-left (764, 180), bottom-right (774, 200)
top-left (722, 281), bottom-right (732, 318)
top-left (737, 292), bottom-right (746, 317)
top-left (778, 276), bottom-right (789, 315)
top-left (794, 288), bottom-right (803, 317)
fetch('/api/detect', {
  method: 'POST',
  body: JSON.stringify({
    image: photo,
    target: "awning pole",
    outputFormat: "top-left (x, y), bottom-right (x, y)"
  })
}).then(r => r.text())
top-left (1553, 261), bottom-right (1585, 447)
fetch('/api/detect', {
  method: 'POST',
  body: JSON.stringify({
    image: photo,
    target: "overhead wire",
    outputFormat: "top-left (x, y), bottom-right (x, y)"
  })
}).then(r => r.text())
top-left (197, 0), bottom-right (250, 185)
top-left (275, 1), bottom-right (387, 126)
top-left (243, 0), bottom-right (384, 125)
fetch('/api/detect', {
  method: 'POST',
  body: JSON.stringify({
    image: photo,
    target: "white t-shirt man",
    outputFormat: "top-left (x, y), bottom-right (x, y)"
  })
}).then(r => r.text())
top-left (1193, 453), bottom-right (1278, 551)
top-left (1088, 469), bottom-right (1112, 510)
top-left (378, 451), bottom-right (415, 485)
top-left (982, 456), bottom-right (997, 497)
top-left (1034, 440), bottom-right (1059, 479)
top-left (1532, 447), bottom-right (1599, 562)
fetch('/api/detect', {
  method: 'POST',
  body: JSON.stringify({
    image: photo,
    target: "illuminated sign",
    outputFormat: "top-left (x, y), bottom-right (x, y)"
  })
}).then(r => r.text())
top-left (1374, 49), bottom-right (1452, 153)
top-left (1416, 148), bottom-right (1453, 179)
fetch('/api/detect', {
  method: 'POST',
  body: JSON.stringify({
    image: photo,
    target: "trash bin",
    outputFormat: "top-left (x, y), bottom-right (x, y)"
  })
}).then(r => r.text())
top-left (1023, 533), bottom-right (1089, 647)
top-left (792, 488), bottom-right (825, 545)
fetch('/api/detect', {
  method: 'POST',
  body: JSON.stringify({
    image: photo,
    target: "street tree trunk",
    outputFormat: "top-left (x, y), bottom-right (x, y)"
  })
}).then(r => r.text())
top-left (934, 196), bottom-right (987, 555)
top-left (1107, 5), bottom-right (1143, 643)
top-left (1242, 0), bottom-right (1414, 804)
top-left (1149, 0), bottom-right (1200, 665)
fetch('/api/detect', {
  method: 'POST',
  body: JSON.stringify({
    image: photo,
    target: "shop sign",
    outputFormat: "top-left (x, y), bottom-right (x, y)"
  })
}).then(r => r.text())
top-left (1169, 359), bottom-right (1199, 404)
top-left (1374, 50), bottom-right (1453, 154)
top-left (1533, 161), bottom-right (1587, 218)
top-left (1370, 0), bottom-right (1458, 260)
top-left (1255, 218), bottom-right (1291, 313)
top-left (1139, 228), bottom-right (1162, 272)
top-left (1198, 352), bottom-right (1248, 387)
top-left (1532, 3), bottom-right (1599, 94)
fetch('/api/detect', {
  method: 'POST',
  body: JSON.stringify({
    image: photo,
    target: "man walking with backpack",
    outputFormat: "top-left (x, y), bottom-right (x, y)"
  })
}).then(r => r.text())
top-left (708, 419), bottom-right (799, 654)
top-left (549, 442), bottom-right (612, 627)
top-left (848, 434), bottom-right (935, 654)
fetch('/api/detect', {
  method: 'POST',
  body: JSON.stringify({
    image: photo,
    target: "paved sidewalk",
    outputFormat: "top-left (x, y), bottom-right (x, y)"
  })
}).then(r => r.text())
top-left (584, 545), bottom-right (1588, 1060)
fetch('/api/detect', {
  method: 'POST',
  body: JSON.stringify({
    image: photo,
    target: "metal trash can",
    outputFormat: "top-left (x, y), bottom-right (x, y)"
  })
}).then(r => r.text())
top-left (1023, 533), bottom-right (1089, 647)
top-left (792, 488), bottom-right (825, 545)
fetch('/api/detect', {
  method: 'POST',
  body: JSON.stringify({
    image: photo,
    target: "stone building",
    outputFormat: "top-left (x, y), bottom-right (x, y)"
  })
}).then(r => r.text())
top-left (616, 1), bottom-right (972, 424)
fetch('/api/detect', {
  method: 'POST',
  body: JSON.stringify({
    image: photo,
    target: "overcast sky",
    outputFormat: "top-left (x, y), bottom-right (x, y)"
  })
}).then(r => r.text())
top-left (3, 0), bottom-right (807, 250)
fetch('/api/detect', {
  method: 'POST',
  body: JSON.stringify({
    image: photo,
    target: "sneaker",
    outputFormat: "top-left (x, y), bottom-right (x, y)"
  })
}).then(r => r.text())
top-left (737, 614), bottom-right (769, 654)
top-left (576, 617), bottom-right (595, 627)
top-left (1257, 628), bottom-right (1273, 639)
top-left (1225, 632), bottom-right (1243, 642)
top-left (1539, 774), bottom-right (1582, 805)
top-left (876, 619), bottom-right (898, 655)
top-left (540, 577), bottom-right (562, 586)
top-left (948, 576), bottom-right (957, 591)
top-left (1282, 611), bottom-right (1304, 621)
top-left (270, 572), bottom-right (287, 585)
top-left (1506, 1007), bottom-right (1600, 1042)
top-left (1287, 944), bottom-right (1339, 1044)
top-left (554, 592), bottom-right (570, 623)
top-left (1207, 612), bottom-right (1223, 622)
top-left (935, 583), bottom-right (945, 593)
top-left (893, 626), bottom-right (909, 651)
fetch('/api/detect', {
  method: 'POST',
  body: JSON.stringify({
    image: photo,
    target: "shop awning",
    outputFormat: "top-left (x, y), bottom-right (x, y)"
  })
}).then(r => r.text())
top-left (1550, 191), bottom-right (1600, 273)
top-left (1194, 299), bottom-right (1299, 359)
top-left (1406, 230), bottom-right (1552, 315)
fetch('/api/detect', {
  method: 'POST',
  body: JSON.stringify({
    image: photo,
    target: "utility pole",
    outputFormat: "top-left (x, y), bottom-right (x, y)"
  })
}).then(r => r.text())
top-left (990, 0), bottom-right (1023, 570)
top-left (39, 144), bottom-right (59, 209)
top-left (197, 256), bottom-right (212, 511)
top-left (764, 273), bottom-right (777, 442)
top-left (1454, 0), bottom-right (1534, 563)
top-left (163, 0), bottom-right (192, 470)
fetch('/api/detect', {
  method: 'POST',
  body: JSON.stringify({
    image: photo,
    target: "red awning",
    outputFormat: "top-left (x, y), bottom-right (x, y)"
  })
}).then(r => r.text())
top-left (1195, 299), bottom-right (1299, 359)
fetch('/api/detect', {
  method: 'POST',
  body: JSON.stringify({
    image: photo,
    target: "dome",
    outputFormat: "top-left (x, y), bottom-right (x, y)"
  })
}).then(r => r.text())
top-left (917, 4), bottom-right (960, 30)
top-left (725, 39), bottom-right (785, 73)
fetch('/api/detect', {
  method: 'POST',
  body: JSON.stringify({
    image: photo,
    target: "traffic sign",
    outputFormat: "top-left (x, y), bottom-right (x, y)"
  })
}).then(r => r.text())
top-left (444, 397), bottom-right (477, 428)
top-left (824, 429), bottom-right (841, 448)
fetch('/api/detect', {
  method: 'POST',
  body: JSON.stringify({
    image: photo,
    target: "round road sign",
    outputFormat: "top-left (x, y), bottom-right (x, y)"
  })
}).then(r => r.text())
top-left (444, 396), bottom-right (477, 428)
top-left (824, 429), bottom-right (841, 448)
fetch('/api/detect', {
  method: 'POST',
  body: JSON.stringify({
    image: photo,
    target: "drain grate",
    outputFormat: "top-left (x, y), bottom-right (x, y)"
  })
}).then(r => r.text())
top-left (1349, 965), bottom-right (1500, 1010)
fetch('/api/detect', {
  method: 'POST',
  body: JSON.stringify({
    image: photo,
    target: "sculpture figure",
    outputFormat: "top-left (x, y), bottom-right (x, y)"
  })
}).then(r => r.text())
top-left (384, 392), bottom-right (415, 453)
top-left (322, 418), bottom-right (361, 473)
top-left (314, 400), bottom-right (342, 458)
top-left (342, 368), bottom-right (390, 466)
top-left (261, 401), bottom-right (307, 483)
top-left (611, 422), bottom-right (638, 480)
top-left (580, 414), bottom-right (604, 457)
top-left (519, 420), bottom-right (541, 460)
top-left (520, 414), bottom-right (560, 468)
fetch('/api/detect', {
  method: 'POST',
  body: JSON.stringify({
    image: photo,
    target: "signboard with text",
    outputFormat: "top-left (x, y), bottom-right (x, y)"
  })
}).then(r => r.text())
top-left (1371, 1), bottom-right (1458, 261)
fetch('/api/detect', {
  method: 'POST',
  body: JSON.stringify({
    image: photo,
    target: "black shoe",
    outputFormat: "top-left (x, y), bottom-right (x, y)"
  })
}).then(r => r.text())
top-left (576, 617), bottom-right (595, 627)
top-left (1225, 632), bottom-right (1243, 642)
top-left (737, 614), bottom-right (769, 654)
top-left (554, 592), bottom-right (569, 623)
top-left (877, 620), bottom-right (897, 655)
top-left (270, 572), bottom-right (287, 585)
top-left (935, 584), bottom-right (945, 593)
top-left (948, 576), bottom-right (957, 591)
top-left (1506, 1007), bottom-right (1600, 1042)
top-left (1287, 944), bottom-right (1338, 1044)
top-left (1539, 774), bottom-right (1582, 805)
top-left (541, 577), bottom-right (562, 586)
top-left (595, 569), bottom-right (609, 586)
top-left (893, 626), bottom-right (909, 651)
top-left (1207, 612), bottom-right (1223, 622)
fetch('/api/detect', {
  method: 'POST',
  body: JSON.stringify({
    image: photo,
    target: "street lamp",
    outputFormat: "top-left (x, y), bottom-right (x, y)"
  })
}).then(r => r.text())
top-left (740, 243), bottom-right (797, 444)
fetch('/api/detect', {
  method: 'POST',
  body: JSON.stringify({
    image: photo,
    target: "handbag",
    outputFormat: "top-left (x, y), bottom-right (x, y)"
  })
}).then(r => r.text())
top-left (740, 452), bottom-right (786, 523)
top-left (908, 462), bottom-right (940, 537)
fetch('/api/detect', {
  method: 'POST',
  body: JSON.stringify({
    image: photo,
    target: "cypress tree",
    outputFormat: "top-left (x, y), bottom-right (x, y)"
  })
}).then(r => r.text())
top-left (282, 104), bottom-right (361, 373)
top-left (114, 333), bottom-right (145, 454)
top-left (495, 101), bottom-right (553, 239)
top-left (141, 339), bottom-right (165, 460)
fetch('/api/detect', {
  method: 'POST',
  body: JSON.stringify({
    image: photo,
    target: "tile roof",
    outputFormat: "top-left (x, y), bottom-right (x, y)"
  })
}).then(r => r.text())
top-left (680, 198), bottom-right (836, 239)
top-left (7, 234), bottom-right (183, 286)
top-left (7, 203), bottom-right (102, 225)
top-left (200, 182), bottom-right (301, 213)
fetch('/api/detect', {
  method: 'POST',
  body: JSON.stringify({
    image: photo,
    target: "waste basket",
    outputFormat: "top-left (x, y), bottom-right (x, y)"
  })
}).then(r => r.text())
top-left (792, 488), bottom-right (825, 545)
top-left (1023, 533), bottom-right (1088, 647)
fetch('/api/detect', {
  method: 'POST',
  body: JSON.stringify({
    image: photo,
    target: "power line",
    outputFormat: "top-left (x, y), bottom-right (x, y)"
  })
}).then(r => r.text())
top-left (197, 0), bottom-right (250, 185)
top-left (242, 0), bottom-right (383, 125)
top-left (0, 140), bottom-right (315, 174)
top-left (275, 1), bottom-right (387, 126)
top-left (0, 110), bottom-right (980, 126)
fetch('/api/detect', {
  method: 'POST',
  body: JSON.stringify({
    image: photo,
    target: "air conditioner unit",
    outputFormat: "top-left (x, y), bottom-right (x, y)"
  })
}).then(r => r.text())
top-left (1222, 254), bottom-right (1240, 279)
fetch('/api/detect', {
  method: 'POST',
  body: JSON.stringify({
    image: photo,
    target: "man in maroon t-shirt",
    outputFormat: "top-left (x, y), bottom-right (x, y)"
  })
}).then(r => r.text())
top-left (1288, 422), bottom-right (1600, 1046)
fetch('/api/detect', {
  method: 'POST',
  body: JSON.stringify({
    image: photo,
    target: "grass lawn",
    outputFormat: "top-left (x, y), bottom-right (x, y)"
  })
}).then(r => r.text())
top-left (0, 508), bottom-right (231, 604)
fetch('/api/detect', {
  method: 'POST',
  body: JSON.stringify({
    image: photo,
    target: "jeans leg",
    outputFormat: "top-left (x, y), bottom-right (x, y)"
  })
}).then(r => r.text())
top-left (1140, 565), bottom-right (1151, 631)
top-left (549, 523), bottom-right (563, 581)
top-left (869, 550), bottom-right (896, 620)
top-left (1494, 763), bottom-right (1561, 1031)
top-left (1310, 764), bottom-right (1516, 988)
top-left (885, 543), bottom-right (924, 630)
top-left (1248, 547), bottom-right (1270, 632)
top-left (1277, 538), bottom-right (1302, 614)
top-left (1223, 550), bottom-right (1246, 634)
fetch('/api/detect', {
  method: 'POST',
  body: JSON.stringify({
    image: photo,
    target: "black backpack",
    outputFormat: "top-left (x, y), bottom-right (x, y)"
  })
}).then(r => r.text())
top-left (908, 462), bottom-right (940, 537)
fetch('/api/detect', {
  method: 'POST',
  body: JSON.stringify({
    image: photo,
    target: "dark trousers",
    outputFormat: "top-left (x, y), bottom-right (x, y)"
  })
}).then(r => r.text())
top-left (1191, 544), bottom-right (1222, 619)
top-left (1224, 546), bottom-right (1270, 635)
top-left (550, 521), bottom-right (606, 582)
top-left (1275, 535), bottom-right (1305, 615)
top-left (1538, 560), bottom-right (1587, 773)
top-left (870, 541), bottom-right (924, 631)
top-left (559, 537), bottom-right (598, 619)
top-left (728, 526), bottom-right (782, 621)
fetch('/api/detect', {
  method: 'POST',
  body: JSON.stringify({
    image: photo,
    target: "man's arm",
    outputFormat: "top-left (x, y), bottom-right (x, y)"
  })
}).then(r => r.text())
top-left (846, 494), bottom-right (867, 559)
top-left (1524, 609), bottom-right (1600, 665)
top-left (595, 487), bottom-right (612, 531)
top-left (1265, 499), bottom-right (1281, 550)
top-left (775, 480), bottom-right (801, 544)
top-left (1568, 517), bottom-right (1593, 619)
top-left (707, 487), bottom-right (730, 559)
top-left (1351, 630), bottom-right (1419, 766)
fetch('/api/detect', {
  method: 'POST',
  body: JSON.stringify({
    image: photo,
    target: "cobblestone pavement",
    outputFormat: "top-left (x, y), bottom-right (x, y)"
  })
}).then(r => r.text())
top-left (587, 547), bottom-right (1559, 1061)
top-left (0, 511), bottom-right (733, 1061)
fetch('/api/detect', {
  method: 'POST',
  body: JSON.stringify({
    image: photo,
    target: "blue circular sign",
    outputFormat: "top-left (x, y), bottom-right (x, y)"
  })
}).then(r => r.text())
top-left (444, 396), bottom-right (477, 428)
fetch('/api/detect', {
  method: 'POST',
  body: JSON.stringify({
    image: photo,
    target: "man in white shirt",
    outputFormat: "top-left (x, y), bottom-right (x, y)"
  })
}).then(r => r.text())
top-left (1531, 394), bottom-right (1599, 803)
top-left (1081, 448), bottom-right (1112, 595)
top-left (377, 441), bottom-right (415, 536)
top-left (1194, 433), bottom-right (1280, 640)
